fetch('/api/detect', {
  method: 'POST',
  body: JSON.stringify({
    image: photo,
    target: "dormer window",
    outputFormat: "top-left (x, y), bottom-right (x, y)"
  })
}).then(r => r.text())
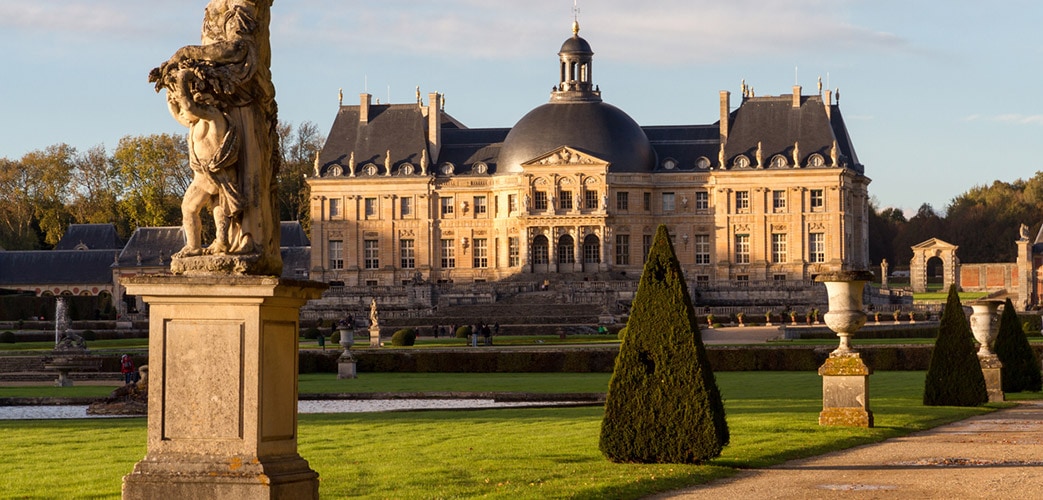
top-left (440, 162), bottom-right (455, 175)
top-left (662, 158), bottom-right (678, 170)
top-left (733, 155), bottom-right (750, 169)
top-left (770, 154), bottom-right (788, 168)
top-left (473, 162), bottom-right (489, 175)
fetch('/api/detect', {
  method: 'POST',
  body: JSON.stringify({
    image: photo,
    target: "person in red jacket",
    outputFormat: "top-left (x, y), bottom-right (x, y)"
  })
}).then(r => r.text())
top-left (120, 355), bottom-right (136, 385)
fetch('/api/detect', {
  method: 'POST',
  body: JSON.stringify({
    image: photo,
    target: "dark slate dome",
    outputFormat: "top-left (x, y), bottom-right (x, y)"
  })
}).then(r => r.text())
top-left (498, 101), bottom-right (655, 173)
top-left (559, 35), bottom-right (592, 55)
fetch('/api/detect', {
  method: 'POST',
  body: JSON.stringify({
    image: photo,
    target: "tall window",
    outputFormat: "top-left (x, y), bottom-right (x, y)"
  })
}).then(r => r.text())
top-left (440, 239), bottom-right (455, 268)
top-left (734, 234), bottom-right (750, 264)
top-left (615, 234), bottom-right (630, 265)
top-left (558, 235), bottom-right (575, 264)
top-left (328, 198), bottom-right (341, 218)
top-left (363, 239), bottom-right (379, 269)
top-left (474, 196), bottom-right (487, 216)
top-left (809, 233), bottom-right (826, 263)
top-left (585, 190), bottom-right (599, 209)
top-left (559, 191), bottom-right (573, 210)
top-left (662, 192), bottom-right (676, 212)
top-left (473, 238), bottom-right (488, 268)
top-left (400, 197), bottom-right (413, 217)
top-left (532, 236), bottom-right (549, 264)
top-left (508, 194), bottom-right (518, 213)
top-left (771, 233), bottom-right (787, 263)
top-left (364, 197), bottom-right (377, 218)
top-left (328, 240), bottom-right (343, 270)
top-left (583, 236), bottom-right (600, 264)
top-left (643, 192), bottom-right (651, 211)
top-left (534, 191), bottom-right (548, 210)
top-left (772, 190), bottom-right (786, 212)
top-left (695, 191), bottom-right (709, 211)
top-left (616, 191), bottom-right (629, 211)
top-left (810, 189), bottom-right (824, 211)
top-left (400, 239), bottom-right (415, 269)
top-left (642, 234), bottom-right (653, 261)
top-left (735, 191), bottom-right (750, 213)
top-left (508, 237), bottom-right (520, 267)
top-left (694, 234), bottom-right (710, 264)
top-left (440, 197), bottom-right (454, 217)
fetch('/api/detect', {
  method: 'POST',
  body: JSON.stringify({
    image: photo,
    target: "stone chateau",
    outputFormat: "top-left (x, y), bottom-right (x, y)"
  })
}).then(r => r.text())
top-left (307, 22), bottom-right (870, 293)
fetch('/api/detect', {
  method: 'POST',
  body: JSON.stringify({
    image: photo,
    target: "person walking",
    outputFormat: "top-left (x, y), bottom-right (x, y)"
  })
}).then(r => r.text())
top-left (120, 354), bottom-right (136, 385)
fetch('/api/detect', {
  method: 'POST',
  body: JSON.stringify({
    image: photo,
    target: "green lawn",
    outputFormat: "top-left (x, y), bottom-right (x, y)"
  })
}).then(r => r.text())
top-left (2, 371), bottom-right (1031, 498)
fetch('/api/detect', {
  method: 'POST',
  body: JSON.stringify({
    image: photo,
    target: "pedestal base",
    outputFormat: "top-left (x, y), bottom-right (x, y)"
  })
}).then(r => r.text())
top-left (369, 326), bottom-right (381, 347)
top-left (338, 351), bottom-right (357, 379)
top-left (979, 354), bottom-right (1004, 403)
top-left (123, 453), bottom-right (317, 500)
top-left (818, 354), bottom-right (873, 427)
top-left (120, 276), bottom-right (326, 500)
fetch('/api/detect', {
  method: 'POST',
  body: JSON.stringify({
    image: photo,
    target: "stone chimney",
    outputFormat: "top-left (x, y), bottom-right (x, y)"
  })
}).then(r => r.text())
top-left (428, 92), bottom-right (442, 163)
top-left (824, 89), bottom-right (833, 119)
top-left (359, 93), bottom-right (372, 123)
top-left (792, 85), bottom-right (802, 108)
top-left (719, 90), bottom-right (731, 142)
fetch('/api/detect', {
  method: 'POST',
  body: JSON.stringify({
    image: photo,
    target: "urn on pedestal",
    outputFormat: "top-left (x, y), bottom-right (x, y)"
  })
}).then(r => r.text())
top-left (968, 299), bottom-right (1004, 402)
top-left (815, 270), bottom-right (875, 428)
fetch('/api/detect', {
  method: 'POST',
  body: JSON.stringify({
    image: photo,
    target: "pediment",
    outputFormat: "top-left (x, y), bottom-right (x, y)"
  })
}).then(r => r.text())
top-left (522, 146), bottom-right (608, 167)
top-left (910, 238), bottom-right (958, 251)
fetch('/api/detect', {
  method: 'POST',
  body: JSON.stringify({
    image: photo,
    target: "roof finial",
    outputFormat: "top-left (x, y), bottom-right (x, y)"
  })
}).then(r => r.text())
top-left (572, 0), bottom-right (580, 35)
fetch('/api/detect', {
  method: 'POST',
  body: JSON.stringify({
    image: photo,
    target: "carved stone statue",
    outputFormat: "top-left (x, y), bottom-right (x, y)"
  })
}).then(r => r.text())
top-left (149, 0), bottom-right (281, 276)
top-left (369, 299), bottom-right (379, 328)
top-left (755, 141), bottom-right (763, 168)
top-left (1020, 223), bottom-right (1031, 240)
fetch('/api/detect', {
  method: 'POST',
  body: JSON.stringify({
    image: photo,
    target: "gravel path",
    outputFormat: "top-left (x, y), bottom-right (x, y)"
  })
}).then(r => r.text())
top-left (653, 401), bottom-right (1043, 499)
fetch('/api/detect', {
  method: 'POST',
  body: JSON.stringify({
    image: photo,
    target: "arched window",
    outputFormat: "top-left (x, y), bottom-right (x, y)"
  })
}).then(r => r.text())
top-left (532, 235), bottom-right (549, 264)
top-left (558, 235), bottom-right (575, 264)
top-left (583, 234), bottom-right (600, 264)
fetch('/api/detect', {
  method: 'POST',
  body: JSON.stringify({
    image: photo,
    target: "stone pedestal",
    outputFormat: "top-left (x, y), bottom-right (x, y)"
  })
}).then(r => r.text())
top-left (979, 354), bottom-right (1005, 403)
top-left (369, 325), bottom-right (381, 347)
top-left (120, 275), bottom-right (326, 500)
top-left (338, 350), bottom-right (357, 379)
top-left (818, 354), bottom-right (873, 427)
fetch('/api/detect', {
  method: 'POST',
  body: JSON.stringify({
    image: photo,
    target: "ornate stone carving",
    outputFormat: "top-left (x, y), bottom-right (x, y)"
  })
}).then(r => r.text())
top-left (149, 0), bottom-right (280, 276)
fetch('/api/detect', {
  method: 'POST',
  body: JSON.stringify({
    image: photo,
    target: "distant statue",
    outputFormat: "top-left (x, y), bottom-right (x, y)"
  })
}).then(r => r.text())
top-left (369, 299), bottom-right (380, 328)
top-left (1020, 223), bottom-right (1031, 240)
top-left (384, 150), bottom-right (392, 176)
top-left (792, 141), bottom-right (800, 168)
top-left (348, 151), bottom-right (356, 177)
top-left (830, 140), bottom-right (840, 167)
top-left (718, 143), bottom-right (725, 169)
top-left (755, 141), bottom-right (763, 168)
top-left (149, 0), bottom-right (281, 276)
top-left (419, 149), bottom-right (428, 175)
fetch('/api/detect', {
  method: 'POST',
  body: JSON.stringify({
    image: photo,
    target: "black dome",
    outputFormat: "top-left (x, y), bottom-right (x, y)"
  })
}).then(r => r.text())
top-left (498, 101), bottom-right (655, 174)
top-left (559, 35), bottom-right (592, 55)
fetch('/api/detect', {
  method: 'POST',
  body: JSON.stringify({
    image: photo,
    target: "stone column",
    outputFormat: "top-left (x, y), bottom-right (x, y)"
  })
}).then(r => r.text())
top-left (815, 270), bottom-right (874, 428)
top-left (121, 276), bottom-right (326, 500)
top-left (969, 300), bottom-right (1004, 403)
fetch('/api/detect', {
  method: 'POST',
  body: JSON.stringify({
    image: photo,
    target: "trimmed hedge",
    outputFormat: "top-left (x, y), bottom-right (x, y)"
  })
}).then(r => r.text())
top-left (455, 326), bottom-right (471, 339)
top-left (793, 327), bottom-right (936, 340)
top-left (390, 328), bottom-right (417, 346)
top-left (0, 331), bottom-right (15, 343)
top-left (924, 285), bottom-right (987, 406)
top-left (996, 298), bottom-right (1043, 393)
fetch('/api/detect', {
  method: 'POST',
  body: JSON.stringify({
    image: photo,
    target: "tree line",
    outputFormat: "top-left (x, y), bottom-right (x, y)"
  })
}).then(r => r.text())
top-left (869, 173), bottom-right (1043, 269)
top-left (0, 122), bottom-right (323, 250)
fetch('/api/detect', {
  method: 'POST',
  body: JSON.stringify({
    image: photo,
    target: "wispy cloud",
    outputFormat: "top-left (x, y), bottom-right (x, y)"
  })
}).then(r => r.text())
top-left (963, 113), bottom-right (1043, 125)
top-left (276, 0), bottom-right (909, 65)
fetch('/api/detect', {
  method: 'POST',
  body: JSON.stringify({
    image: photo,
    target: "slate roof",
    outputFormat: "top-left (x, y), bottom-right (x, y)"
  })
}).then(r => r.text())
top-left (280, 221), bottom-right (310, 248)
top-left (54, 223), bottom-right (123, 250)
top-left (318, 104), bottom-right (434, 178)
top-left (723, 94), bottom-right (862, 173)
top-left (280, 246), bottom-right (311, 280)
top-left (117, 227), bottom-right (184, 268)
top-left (0, 250), bottom-right (116, 286)
top-left (318, 92), bottom-right (865, 180)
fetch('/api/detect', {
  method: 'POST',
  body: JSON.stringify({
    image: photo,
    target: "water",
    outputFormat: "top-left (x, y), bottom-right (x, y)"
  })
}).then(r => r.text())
top-left (0, 399), bottom-right (589, 420)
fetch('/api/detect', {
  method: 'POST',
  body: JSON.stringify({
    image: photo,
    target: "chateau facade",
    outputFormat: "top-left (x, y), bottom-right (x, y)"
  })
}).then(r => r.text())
top-left (308, 23), bottom-right (870, 288)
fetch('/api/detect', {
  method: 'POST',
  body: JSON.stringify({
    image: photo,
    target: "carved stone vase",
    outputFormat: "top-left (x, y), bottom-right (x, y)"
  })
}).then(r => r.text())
top-left (968, 299), bottom-right (1004, 402)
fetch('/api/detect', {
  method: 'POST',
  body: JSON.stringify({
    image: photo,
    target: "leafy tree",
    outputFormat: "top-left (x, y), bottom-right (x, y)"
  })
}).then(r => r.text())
top-left (277, 121), bottom-right (324, 233)
top-left (111, 134), bottom-right (189, 231)
top-left (923, 285), bottom-right (988, 406)
top-left (69, 144), bottom-right (121, 228)
top-left (600, 225), bottom-right (728, 463)
top-left (995, 298), bottom-right (1042, 393)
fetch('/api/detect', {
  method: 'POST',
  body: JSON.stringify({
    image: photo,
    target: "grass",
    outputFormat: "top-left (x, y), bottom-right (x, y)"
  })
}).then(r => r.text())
top-left (913, 291), bottom-right (988, 301)
top-left (2, 371), bottom-right (1027, 498)
top-left (0, 338), bottom-right (148, 353)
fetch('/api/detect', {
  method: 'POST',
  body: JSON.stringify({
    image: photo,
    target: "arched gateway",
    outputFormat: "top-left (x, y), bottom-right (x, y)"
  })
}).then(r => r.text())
top-left (909, 238), bottom-right (959, 293)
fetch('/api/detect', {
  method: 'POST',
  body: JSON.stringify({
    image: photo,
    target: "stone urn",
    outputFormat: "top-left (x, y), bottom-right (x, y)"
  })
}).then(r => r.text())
top-left (816, 270), bottom-right (874, 355)
top-left (338, 326), bottom-right (354, 350)
top-left (968, 300), bottom-right (1002, 356)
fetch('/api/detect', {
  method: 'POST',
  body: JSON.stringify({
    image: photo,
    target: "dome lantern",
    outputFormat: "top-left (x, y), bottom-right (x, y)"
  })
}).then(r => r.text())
top-left (554, 22), bottom-right (599, 102)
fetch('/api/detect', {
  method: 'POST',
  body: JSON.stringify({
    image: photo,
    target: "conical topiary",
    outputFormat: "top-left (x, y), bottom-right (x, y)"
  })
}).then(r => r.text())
top-left (599, 225), bottom-right (729, 463)
top-left (995, 298), bottom-right (1042, 393)
top-left (923, 285), bottom-right (988, 406)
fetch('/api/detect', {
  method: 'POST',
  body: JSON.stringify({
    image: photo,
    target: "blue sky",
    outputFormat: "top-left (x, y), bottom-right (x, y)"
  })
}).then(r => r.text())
top-left (2, 0), bottom-right (1042, 217)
